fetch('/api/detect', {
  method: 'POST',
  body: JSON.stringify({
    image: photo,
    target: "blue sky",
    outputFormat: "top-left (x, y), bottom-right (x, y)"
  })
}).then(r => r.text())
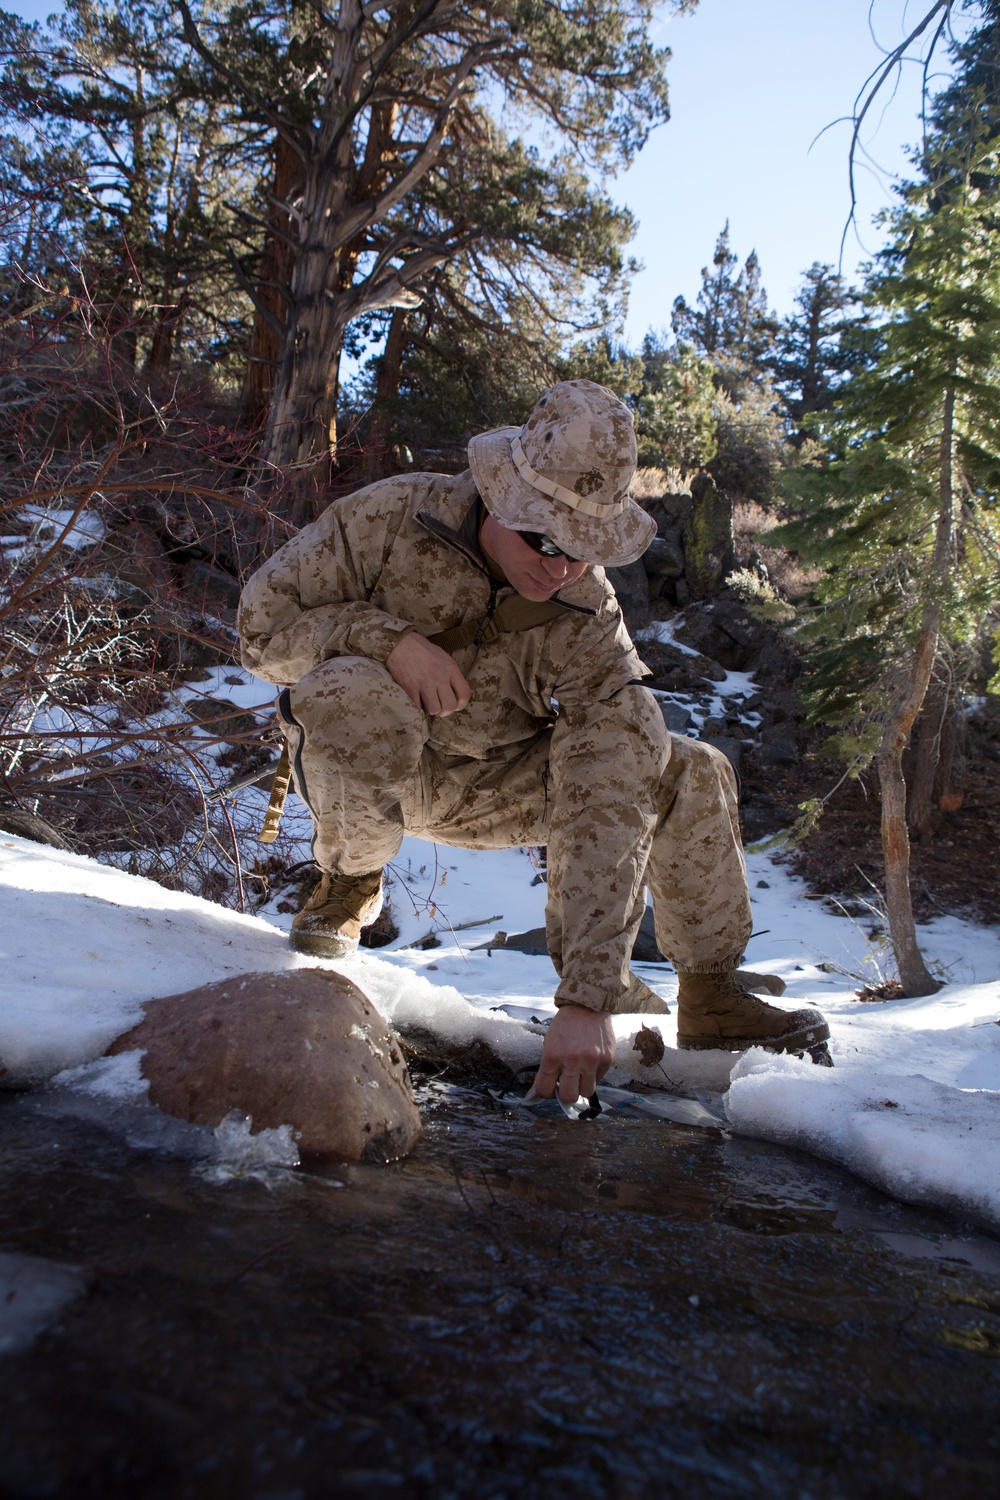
top-left (8, 0), bottom-right (973, 339)
top-left (615, 0), bottom-right (974, 336)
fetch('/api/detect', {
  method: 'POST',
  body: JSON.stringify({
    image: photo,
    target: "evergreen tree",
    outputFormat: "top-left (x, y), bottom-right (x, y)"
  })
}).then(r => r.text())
top-left (341, 141), bottom-right (639, 475)
top-left (671, 221), bottom-right (777, 373)
top-left (172, 0), bottom-right (687, 513)
top-left (771, 262), bottom-right (865, 443)
top-left (778, 130), bottom-right (1000, 994)
top-left (0, 0), bottom-right (253, 377)
top-left (634, 333), bottom-right (717, 474)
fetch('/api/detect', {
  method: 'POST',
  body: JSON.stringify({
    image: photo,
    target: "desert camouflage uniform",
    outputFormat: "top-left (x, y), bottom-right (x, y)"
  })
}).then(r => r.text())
top-left (239, 472), bottom-right (752, 1014)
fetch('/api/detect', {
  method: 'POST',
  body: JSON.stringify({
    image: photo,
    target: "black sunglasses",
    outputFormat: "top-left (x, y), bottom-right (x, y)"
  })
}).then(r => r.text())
top-left (519, 530), bottom-right (578, 561)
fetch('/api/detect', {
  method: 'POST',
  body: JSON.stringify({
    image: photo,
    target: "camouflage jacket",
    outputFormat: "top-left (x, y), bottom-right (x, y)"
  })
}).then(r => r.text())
top-left (239, 471), bottom-right (662, 1011)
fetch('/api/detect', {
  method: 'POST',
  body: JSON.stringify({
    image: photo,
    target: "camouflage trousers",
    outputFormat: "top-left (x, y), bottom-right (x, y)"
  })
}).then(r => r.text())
top-left (280, 657), bottom-right (752, 1010)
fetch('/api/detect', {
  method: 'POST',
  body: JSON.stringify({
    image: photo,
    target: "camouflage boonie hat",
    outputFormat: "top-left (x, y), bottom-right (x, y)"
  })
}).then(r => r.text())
top-left (468, 379), bottom-right (657, 567)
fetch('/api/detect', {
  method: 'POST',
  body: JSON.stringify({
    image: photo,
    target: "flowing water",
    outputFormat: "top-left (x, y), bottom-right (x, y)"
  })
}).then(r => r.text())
top-left (1, 1076), bottom-right (999, 1499)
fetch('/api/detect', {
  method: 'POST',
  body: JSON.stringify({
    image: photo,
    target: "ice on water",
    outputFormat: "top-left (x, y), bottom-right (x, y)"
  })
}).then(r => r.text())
top-left (0, 1252), bottom-right (85, 1357)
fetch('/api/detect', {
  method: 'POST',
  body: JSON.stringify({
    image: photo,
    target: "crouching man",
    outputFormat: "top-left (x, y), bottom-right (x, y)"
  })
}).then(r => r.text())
top-left (238, 380), bottom-right (829, 1101)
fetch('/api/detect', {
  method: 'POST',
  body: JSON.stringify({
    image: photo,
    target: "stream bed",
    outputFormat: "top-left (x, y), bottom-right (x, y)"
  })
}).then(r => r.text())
top-left (1, 1077), bottom-right (999, 1499)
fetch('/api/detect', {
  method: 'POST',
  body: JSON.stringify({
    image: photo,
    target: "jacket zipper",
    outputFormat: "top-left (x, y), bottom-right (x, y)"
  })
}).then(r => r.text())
top-left (474, 578), bottom-right (502, 648)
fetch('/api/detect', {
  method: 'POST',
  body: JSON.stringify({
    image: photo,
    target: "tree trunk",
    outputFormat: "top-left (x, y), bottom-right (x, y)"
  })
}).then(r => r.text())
top-left (360, 307), bottom-right (410, 484)
top-left (259, 244), bottom-right (348, 525)
top-left (935, 694), bottom-right (966, 813)
top-left (908, 668), bottom-right (947, 838)
top-left (876, 745), bottom-right (939, 994)
top-left (145, 277), bottom-right (191, 385)
top-left (877, 378), bottom-right (956, 996)
top-left (145, 110), bottom-right (215, 386)
top-left (257, 102), bottom-right (391, 515)
top-left (242, 133), bottom-right (304, 425)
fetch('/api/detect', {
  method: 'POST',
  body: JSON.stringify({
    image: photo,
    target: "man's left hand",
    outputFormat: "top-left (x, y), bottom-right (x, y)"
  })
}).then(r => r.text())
top-left (532, 1004), bottom-right (615, 1105)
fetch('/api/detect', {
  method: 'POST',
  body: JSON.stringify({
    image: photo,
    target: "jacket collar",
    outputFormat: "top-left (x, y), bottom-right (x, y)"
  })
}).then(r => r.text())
top-left (415, 496), bottom-right (597, 617)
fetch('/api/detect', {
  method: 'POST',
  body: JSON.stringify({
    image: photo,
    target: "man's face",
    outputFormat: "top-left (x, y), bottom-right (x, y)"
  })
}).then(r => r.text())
top-left (480, 516), bottom-right (590, 602)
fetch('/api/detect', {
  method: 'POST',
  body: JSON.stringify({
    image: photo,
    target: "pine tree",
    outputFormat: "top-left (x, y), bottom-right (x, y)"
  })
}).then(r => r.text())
top-left (634, 334), bottom-right (717, 475)
top-left (0, 0), bottom-right (253, 377)
top-left (771, 263), bottom-right (865, 443)
top-left (671, 222), bottom-right (777, 373)
top-left (778, 131), bottom-right (1000, 994)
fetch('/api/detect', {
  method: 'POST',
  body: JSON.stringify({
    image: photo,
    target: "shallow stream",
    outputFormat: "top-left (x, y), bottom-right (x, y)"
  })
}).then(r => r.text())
top-left (1, 1077), bottom-right (999, 1499)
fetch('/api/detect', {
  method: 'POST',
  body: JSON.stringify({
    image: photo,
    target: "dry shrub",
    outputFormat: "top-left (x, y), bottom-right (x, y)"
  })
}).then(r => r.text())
top-left (732, 498), bottom-right (821, 601)
top-left (0, 270), bottom-right (289, 907)
top-left (632, 466), bottom-right (690, 501)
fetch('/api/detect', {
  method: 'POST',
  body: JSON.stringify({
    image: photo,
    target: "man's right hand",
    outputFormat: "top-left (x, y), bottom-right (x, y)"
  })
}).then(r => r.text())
top-left (386, 632), bottom-right (472, 716)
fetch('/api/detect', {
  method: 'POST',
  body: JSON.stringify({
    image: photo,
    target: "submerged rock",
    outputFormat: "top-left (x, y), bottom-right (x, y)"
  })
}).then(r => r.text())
top-left (110, 969), bottom-right (422, 1162)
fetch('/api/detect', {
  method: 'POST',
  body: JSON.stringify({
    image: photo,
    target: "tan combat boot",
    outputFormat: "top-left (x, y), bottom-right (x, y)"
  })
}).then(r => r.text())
top-left (676, 970), bottom-right (830, 1060)
top-left (290, 869), bottom-right (384, 959)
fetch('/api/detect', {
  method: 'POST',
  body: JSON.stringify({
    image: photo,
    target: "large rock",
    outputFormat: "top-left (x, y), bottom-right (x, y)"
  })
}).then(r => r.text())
top-left (675, 605), bottom-right (743, 668)
top-left (605, 559), bottom-right (649, 626)
top-left (682, 474), bottom-right (734, 600)
top-left (701, 734), bottom-right (743, 772)
top-left (656, 699), bottom-right (693, 733)
top-left (183, 695), bottom-right (267, 747)
top-left (643, 531), bottom-right (685, 580)
top-left (110, 969), bottom-right (421, 1162)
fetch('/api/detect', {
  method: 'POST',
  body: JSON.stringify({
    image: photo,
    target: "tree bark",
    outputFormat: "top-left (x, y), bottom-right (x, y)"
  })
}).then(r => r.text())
top-left (876, 378), bottom-right (956, 996)
top-left (242, 132), bottom-right (304, 425)
top-left (908, 668), bottom-right (947, 838)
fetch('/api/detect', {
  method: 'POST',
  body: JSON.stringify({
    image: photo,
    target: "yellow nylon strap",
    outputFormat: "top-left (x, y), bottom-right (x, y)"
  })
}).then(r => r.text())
top-left (257, 741), bottom-right (292, 844)
top-left (428, 596), bottom-right (567, 655)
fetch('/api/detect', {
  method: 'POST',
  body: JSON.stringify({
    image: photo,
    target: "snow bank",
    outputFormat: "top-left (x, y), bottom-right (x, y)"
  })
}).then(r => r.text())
top-left (0, 833), bottom-right (541, 1087)
top-left (727, 1050), bottom-right (1000, 1231)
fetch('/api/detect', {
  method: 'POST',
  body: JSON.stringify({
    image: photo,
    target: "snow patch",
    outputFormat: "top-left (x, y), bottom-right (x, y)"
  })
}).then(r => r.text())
top-left (727, 1050), bottom-right (1000, 1231)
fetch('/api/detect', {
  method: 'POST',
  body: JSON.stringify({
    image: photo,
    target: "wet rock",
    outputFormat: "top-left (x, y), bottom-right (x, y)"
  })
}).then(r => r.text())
top-left (110, 969), bottom-right (421, 1162)
top-left (682, 474), bottom-right (734, 600)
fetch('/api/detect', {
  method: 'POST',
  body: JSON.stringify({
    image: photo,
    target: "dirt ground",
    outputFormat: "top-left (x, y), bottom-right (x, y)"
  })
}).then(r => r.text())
top-left (740, 744), bottom-right (1000, 931)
